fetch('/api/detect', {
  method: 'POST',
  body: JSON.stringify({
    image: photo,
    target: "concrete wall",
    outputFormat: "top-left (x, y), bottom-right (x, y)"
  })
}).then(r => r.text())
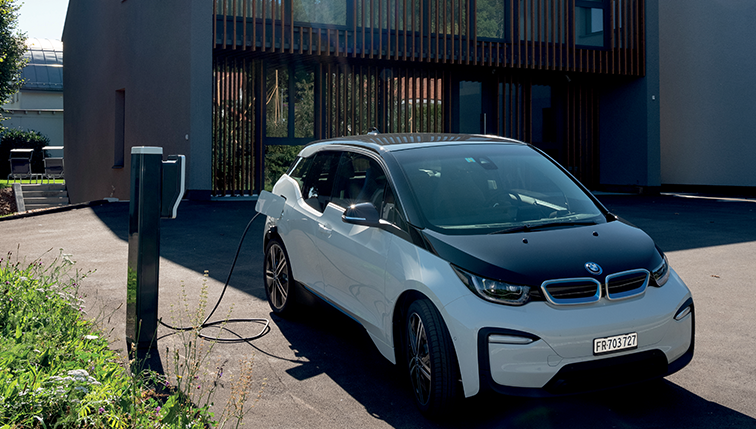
top-left (3, 91), bottom-right (64, 147)
top-left (660, 0), bottom-right (756, 187)
top-left (63, 0), bottom-right (212, 203)
top-left (599, 0), bottom-right (660, 190)
top-left (6, 91), bottom-right (64, 110)
top-left (4, 110), bottom-right (64, 148)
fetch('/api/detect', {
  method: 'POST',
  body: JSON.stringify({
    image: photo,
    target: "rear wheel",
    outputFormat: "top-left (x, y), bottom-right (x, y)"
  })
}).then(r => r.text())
top-left (405, 298), bottom-right (459, 416)
top-left (264, 238), bottom-right (296, 315)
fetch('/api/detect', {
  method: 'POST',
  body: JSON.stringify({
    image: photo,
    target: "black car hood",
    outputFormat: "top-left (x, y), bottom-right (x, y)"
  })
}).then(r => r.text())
top-left (421, 220), bottom-right (663, 285)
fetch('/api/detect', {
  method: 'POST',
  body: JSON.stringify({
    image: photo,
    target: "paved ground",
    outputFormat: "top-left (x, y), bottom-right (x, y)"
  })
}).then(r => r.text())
top-left (1, 193), bottom-right (755, 428)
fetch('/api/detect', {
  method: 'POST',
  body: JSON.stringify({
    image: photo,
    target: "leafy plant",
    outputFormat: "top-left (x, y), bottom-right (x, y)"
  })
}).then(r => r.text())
top-left (0, 251), bottom-right (264, 428)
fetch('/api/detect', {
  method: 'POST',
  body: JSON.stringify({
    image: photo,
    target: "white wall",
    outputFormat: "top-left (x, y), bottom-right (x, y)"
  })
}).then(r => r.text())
top-left (3, 90), bottom-right (64, 147)
top-left (3, 110), bottom-right (64, 147)
top-left (660, 0), bottom-right (756, 187)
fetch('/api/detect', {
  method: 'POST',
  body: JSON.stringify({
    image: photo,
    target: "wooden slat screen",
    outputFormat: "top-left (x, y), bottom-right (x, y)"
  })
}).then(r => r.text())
top-left (322, 64), bottom-right (445, 137)
top-left (214, 0), bottom-right (645, 76)
top-left (212, 56), bottom-right (257, 196)
top-left (495, 74), bottom-right (599, 188)
top-left (564, 82), bottom-right (599, 187)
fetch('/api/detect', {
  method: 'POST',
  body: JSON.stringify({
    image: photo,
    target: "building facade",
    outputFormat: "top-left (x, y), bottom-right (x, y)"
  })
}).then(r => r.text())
top-left (64, 0), bottom-right (661, 203)
top-left (659, 1), bottom-right (756, 189)
top-left (3, 38), bottom-right (64, 147)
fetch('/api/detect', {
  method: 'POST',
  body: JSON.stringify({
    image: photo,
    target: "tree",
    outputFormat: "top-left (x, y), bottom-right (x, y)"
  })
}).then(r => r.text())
top-left (0, 0), bottom-right (26, 120)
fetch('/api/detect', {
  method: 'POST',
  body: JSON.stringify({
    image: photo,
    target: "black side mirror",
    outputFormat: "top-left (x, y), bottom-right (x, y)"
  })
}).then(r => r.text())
top-left (342, 202), bottom-right (381, 227)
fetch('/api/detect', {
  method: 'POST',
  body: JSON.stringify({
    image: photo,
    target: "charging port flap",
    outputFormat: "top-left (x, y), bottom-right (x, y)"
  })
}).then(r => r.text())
top-left (256, 190), bottom-right (286, 219)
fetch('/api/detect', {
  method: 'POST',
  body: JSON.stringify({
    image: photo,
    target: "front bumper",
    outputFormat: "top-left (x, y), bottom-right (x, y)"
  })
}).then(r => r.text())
top-left (441, 270), bottom-right (694, 397)
top-left (478, 298), bottom-right (694, 396)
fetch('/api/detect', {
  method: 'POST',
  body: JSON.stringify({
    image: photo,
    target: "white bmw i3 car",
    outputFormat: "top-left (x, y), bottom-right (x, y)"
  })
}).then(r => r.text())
top-left (262, 133), bottom-right (694, 416)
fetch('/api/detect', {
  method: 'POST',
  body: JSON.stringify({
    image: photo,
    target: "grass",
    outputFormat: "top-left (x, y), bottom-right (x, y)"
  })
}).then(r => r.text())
top-left (0, 179), bottom-right (65, 189)
top-left (0, 250), bottom-right (261, 428)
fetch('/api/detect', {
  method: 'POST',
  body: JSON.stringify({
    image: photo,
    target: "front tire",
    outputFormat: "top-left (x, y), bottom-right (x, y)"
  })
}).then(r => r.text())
top-left (264, 238), bottom-right (296, 315)
top-left (405, 298), bottom-right (459, 416)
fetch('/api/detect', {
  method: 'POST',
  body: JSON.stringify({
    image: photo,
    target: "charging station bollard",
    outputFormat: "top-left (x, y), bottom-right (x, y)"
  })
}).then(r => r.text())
top-left (127, 147), bottom-right (185, 350)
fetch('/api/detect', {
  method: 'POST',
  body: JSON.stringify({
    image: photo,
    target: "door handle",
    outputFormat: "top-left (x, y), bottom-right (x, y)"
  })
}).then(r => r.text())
top-left (317, 223), bottom-right (332, 238)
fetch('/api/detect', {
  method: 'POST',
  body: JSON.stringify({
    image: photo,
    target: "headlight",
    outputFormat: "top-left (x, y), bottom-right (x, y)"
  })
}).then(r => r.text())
top-left (652, 254), bottom-right (670, 287)
top-left (452, 265), bottom-right (531, 306)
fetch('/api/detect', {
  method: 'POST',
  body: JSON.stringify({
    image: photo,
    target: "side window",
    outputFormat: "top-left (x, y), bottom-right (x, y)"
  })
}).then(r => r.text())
top-left (330, 152), bottom-right (387, 209)
top-left (379, 184), bottom-right (406, 229)
top-left (300, 151), bottom-right (340, 212)
top-left (288, 156), bottom-right (311, 191)
top-left (330, 151), bottom-right (408, 230)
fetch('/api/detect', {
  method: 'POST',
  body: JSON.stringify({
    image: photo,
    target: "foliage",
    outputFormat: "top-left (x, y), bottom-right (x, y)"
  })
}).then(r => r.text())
top-left (264, 145), bottom-right (302, 191)
top-left (0, 128), bottom-right (50, 178)
top-left (292, 0), bottom-right (346, 26)
top-left (162, 274), bottom-right (266, 428)
top-left (0, 0), bottom-right (26, 111)
top-left (476, 0), bottom-right (507, 39)
top-left (0, 251), bottom-right (263, 428)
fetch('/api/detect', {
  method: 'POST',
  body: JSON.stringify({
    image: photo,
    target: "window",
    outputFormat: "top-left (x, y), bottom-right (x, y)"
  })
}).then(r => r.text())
top-left (293, 0), bottom-right (346, 26)
top-left (575, 0), bottom-right (606, 47)
top-left (378, 183), bottom-right (405, 227)
top-left (477, 0), bottom-right (507, 40)
top-left (393, 144), bottom-right (603, 235)
top-left (265, 65), bottom-right (314, 140)
top-left (331, 151), bottom-right (407, 229)
top-left (114, 89), bottom-right (125, 168)
top-left (298, 151), bottom-right (340, 212)
top-left (266, 67), bottom-right (288, 138)
top-left (331, 152), bottom-right (387, 209)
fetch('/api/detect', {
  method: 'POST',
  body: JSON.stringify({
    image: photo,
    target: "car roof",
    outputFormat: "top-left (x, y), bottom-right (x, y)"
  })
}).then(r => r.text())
top-left (299, 133), bottom-right (526, 157)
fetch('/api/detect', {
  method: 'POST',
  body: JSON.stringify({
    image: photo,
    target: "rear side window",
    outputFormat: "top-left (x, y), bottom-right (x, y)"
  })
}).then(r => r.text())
top-left (287, 156), bottom-right (310, 189)
top-left (298, 151), bottom-right (340, 212)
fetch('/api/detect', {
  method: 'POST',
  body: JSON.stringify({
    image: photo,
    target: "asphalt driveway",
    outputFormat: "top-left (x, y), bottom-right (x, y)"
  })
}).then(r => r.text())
top-left (1, 193), bottom-right (755, 428)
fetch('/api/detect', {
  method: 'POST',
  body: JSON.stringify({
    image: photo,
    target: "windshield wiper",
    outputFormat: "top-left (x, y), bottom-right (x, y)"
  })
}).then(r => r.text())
top-left (488, 220), bottom-right (598, 235)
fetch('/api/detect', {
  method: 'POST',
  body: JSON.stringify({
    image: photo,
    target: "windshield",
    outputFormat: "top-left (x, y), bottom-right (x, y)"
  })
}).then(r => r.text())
top-left (393, 143), bottom-right (605, 235)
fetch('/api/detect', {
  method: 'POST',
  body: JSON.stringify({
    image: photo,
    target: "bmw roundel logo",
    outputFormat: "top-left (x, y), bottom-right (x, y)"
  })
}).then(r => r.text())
top-left (585, 262), bottom-right (603, 275)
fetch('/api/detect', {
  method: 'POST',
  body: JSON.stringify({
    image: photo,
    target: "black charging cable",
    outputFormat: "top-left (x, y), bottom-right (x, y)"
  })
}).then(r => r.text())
top-left (159, 212), bottom-right (270, 342)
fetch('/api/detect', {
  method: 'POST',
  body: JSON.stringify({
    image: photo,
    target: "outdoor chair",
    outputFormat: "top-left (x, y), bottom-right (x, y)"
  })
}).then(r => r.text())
top-left (8, 148), bottom-right (41, 183)
top-left (42, 146), bottom-right (65, 183)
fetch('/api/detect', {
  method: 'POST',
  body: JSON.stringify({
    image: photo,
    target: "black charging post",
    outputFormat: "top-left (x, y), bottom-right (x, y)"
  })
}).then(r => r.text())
top-left (126, 147), bottom-right (185, 351)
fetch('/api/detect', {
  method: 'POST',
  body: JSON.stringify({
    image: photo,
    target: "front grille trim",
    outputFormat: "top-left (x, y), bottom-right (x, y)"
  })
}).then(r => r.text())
top-left (541, 278), bottom-right (602, 306)
top-left (605, 269), bottom-right (650, 301)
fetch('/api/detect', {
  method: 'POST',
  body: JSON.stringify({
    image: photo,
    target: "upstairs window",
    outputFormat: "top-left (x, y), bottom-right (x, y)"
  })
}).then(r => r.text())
top-left (477, 0), bottom-right (508, 40)
top-left (575, 0), bottom-right (607, 48)
top-left (293, 0), bottom-right (347, 26)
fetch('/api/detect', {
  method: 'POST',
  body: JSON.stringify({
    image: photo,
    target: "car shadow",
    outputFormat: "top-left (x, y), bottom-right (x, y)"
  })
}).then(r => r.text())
top-left (92, 200), bottom-right (267, 300)
top-left (272, 296), bottom-right (756, 428)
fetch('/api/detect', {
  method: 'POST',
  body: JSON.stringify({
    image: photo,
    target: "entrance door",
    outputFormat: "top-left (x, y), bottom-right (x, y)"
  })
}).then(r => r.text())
top-left (456, 79), bottom-right (496, 135)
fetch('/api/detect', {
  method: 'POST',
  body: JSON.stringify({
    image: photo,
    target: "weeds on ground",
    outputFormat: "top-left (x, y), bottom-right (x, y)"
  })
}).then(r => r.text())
top-left (160, 273), bottom-right (266, 428)
top-left (0, 251), bottom-right (264, 428)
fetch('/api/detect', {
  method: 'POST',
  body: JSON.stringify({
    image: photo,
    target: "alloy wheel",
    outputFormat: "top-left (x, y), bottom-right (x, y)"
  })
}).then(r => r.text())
top-left (407, 311), bottom-right (432, 406)
top-left (264, 241), bottom-right (289, 312)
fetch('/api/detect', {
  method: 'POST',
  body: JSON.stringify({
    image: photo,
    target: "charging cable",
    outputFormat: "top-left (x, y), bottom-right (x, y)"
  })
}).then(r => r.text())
top-left (159, 212), bottom-right (270, 342)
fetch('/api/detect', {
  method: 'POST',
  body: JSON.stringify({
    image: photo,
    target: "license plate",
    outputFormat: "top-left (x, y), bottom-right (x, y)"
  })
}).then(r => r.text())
top-left (593, 333), bottom-right (638, 355)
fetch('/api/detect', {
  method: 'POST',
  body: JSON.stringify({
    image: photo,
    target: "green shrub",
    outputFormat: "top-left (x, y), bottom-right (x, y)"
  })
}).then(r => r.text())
top-left (0, 251), bottom-right (263, 428)
top-left (0, 129), bottom-right (50, 178)
top-left (264, 144), bottom-right (302, 191)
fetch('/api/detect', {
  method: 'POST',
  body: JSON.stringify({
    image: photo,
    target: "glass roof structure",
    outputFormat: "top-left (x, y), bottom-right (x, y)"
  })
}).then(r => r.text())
top-left (21, 38), bottom-right (63, 92)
